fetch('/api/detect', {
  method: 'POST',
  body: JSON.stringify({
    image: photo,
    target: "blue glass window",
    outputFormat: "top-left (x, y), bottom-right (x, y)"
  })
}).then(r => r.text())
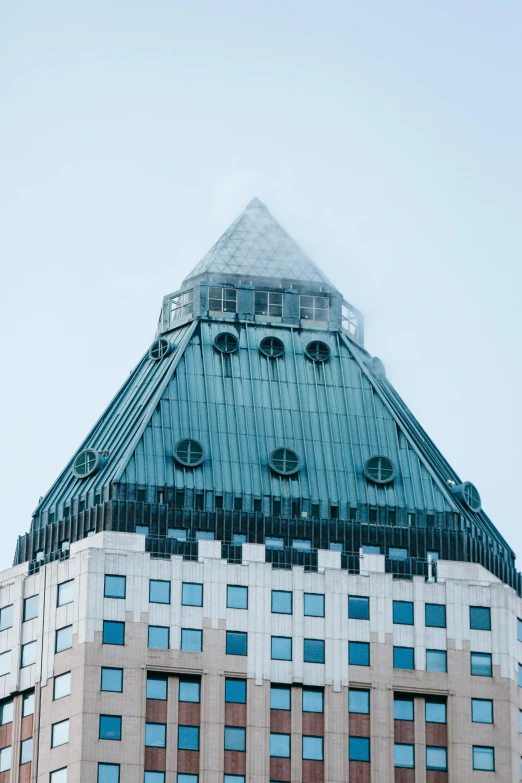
top-left (182, 583), bottom-right (203, 607)
top-left (470, 607), bottom-right (491, 631)
top-left (518, 618), bottom-right (522, 642)
top-left (227, 586), bottom-right (248, 610)
top-left (98, 763), bottom-right (120, 783)
top-left (178, 726), bottom-right (199, 751)
top-left (349, 737), bottom-right (370, 762)
top-left (271, 636), bottom-right (292, 661)
top-left (304, 639), bottom-right (324, 664)
top-left (179, 679), bottom-right (200, 703)
top-left (270, 733), bottom-right (290, 757)
top-left (349, 641), bottom-right (369, 666)
top-left (473, 746), bottom-right (494, 771)
top-left (225, 679), bottom-right (246, 704)
top-left (147, 674), bottom-right (167, 700)
top-left (393, 646), bottom-right (414, 670)
top-left (224, 727), bottom-right (246, 751)
top-left (144, 774), bottom-right (165, 783)
top-left (471, 652), bottom-right (492, 676)
top-left (104, 575), bottom-right (126, 599)
top-left (349, 690), bottom-right (370, 714)
top-left (0, 606), bottom-right (12, 631)
top-left (425, 700), bottom-right (446, 723)
top-left (181, 629), bottom-right (203, 652)
top-left (426, 649), bottom-right (447, 673)
top-left (472, 699), bottom-right (493, 723)
top-left (394, 697), bottom-right (413, 721)
top-left (145, 723), bottom-right (166, 748)
top-left (99, 715), bottom-right (122, 741)
top-left (518, 663), bottom-right (522, 688)
top-left (425, 604), bottom-right (446, 628)
top-left (426, 747), bottom-right (447, 771)
top-left (393, 601), bottom-right (413, 625)
top-left (149, 580), bottom-right (170, 604)
top-left (303, 736), bottom-right (323, 760)
top-left (270, 685), bottom-right (291, 710)
top-left (272, 591), bottom-right (292, 614)
top-left (226, 631), bottom-right (247, 656)
top-left (177, 776), bottom-right (198, 783)
top-left (266, 537), bottom-right (284, 549)
top-left (302, 689), bottom-right (323, 713)
top-left (102, 621), bottom-right (124, 646)
top-left (394, 743), bottom-right (414, 768)
top-left (348, 596), bottom-right (369, 620)
top-left (101, 668), bottom-right (123, 693)
top-left (304, 593), bottom-right (324, 617)
top-left (56, 625), bottom-right (73, 651)
top-left (148, 626), bottom-right (169, 649)
top-left (23, 596), bottom-right (39, 621)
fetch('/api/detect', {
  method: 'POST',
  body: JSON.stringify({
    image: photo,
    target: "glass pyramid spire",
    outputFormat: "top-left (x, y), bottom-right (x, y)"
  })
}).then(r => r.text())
top-left (183, 198), bottom-right (339, 291)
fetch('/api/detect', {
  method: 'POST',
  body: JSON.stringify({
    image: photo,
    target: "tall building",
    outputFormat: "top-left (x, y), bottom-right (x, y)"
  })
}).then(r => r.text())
top-left (1, 198), bottom-right (521, 782)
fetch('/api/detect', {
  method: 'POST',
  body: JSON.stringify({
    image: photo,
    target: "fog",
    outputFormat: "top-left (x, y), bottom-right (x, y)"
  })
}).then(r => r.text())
top-left (1, 1), bottom-right (521, 569)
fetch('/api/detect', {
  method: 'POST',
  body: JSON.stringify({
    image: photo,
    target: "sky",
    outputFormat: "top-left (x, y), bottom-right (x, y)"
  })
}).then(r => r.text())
top-left (1, 1), bottom-right (521, 571)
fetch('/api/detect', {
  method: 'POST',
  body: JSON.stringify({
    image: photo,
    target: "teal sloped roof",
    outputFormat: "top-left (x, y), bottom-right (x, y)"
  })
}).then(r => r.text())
top-left (183, 198), bottom-right (339, 291)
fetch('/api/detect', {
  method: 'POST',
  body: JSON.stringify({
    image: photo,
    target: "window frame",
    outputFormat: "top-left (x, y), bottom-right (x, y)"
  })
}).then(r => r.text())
top-left (472, 745), bottom-right (495, 771)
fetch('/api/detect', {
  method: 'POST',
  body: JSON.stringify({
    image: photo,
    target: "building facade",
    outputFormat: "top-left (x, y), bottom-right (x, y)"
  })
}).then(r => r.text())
top-left (1, 199), bottom-right (522, 782)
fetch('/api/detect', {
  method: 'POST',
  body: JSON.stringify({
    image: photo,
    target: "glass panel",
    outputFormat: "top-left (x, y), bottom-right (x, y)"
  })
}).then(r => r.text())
top-left (21, 641), bottom-right (37, 667)
top-left (393, 601), bottom-right (414, 625)
top-left (22, 692), bottom-right (34, 716)
top-left (425, 701), bottom-right (446, 723)
top-left (302, 689), bottom-right (323, 713)
top-left (470, 607), bottom-right (491, 631)
top-left (0, 606), bottom-right (13, 631)
top-left (349, 642), bottom-right (369, 666)
top-left (57, 580), bottom-right (74, 606)
top-left (270, 733), bottom-right (290, 757)
top-left (426, 649), bottom-right (447, 673)
top-left (472, 699), bottom-right (493, 723)
top-left (179, 680), bottom-right (200, 703)
top-left (104, 575), bottom-right (126, 599)
top-left (272, 591), bottom-right (292, 614)
top-left (23, 596), bottom-right (39, 621)
top-left (303, 639), bottom-right (324, 663)
top-left (348, 596), bottom-right (369, 620)
top-left (102, 621), bottom-right (124, 645)
top-left (265, 537), bottom-right (284, 549)
top-left (427, 746), bottom-right (447, 771)
top-left (0, 699), bottom-right (13, 725)
top-left (270, 685), bottom-right (291, 710)
top-left (178, 726), bottom-right (199, 750)
top-left (51, 770), bottom-right (68, 783)
top-left (0, 747), bottom-right (11, 773)
top-left (224, 727), bottom-right (246, 751)
top-left (56, 626), bottom-right (73, 652)
top-left (101, 668), bottom-right (122, 693)
top-left (145, 723), bottom-right (166, 747)
top-left (149, 580), bottom-right (171, 604)
top-left (425, 604), bottom-right (446, 628)
top-left (389, 548), bottom-right (408, 561)
top-left (98, 765), bottom-right (120, 783)
top-left (181, 629), bottom-right (202, 652)
top-left (146, 675), bottom-right (167, 700)
top-left (0, 652), bottom-right (10, 677)
top-left (225, 679), bottom-right (246, 704)
top-left (473, 746), bottom-right (494, 771)
top-left (226, 631), bottom-right (247, 655)
top-left (394, 697), bottom-right (413, 721)
top-left (100, 715), bottom-right (121, 741)
top-left (349, 690), bottom-right (370, 714)
top-left (471, 652), bottom-right (492, 676)
top-left (394, 743), bottom-right (414, 768)
top-left (52, 719), bottom-right (70, 747)
top-left (227, 586), bottom-right (248, 609)
top-left (148, 626), bottom-right (169, 649)
top-left (349, 737), bottom-right (370, 762)
top-left (271, 636), bottom-right (292, 660)
top-left (393, 647), bottom-right (414, 670)
top-left (20, 737), bottom-right (32, 764)
top-left (303, 736), bottom-right (323, 760)
top-left (182, 583), bottom-right (203, 606)
top-left (304, 593), bottom-right (324, 617)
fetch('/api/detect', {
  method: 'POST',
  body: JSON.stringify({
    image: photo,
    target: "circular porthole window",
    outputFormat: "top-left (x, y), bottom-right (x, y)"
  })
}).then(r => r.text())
top-left (269, 448), bottom-right (300, 476)
top-left (364, 455), bottom-right (396, 484)
top-left (214, 332), bottom-right (239, 354)
top-left (174, 439), bottom-right (205, 467)
top-left (452, 481), bottom-right (481, 512)
top-left (260, 336), bottom-right (285, 358)
top-left (149, 338), bottom-right (171, 361)
top-left (73, 449), bottom-right (106, 479)
top-left (305, 340), bottom-right (330, 362)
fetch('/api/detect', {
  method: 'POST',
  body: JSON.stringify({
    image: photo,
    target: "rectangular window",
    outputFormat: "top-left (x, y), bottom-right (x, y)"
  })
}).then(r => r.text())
top-left (101, 668), bottom-right (123, 693)
top-left (225, 679), bottom-right (246, 704)
top-left (224, 777), bottom-right (244, 783)
top-left (425, 603), bottom-right (446, 628)
top-left (394, 743), bottom-right (414, 768)
top-left (195, 530), bottom-right (214, 541)
top-left (168, 528), bottom-right (187, 541)
top-left (303, 736), bottom-right (323, 761)
top-left (182, 583), bottom-right (203, 607)
top-left (52, 719), bottom-right (70, 747)
top-left (170, 289), bottom-right (194, 320)
top-left (470, 606), bottom-right (491, 631)
top-left (145, 723), bottom-right (166, 748)
top-left (426, 746), bottom-right (447, 771)
top-left (102, 620), bottom-right (124, 646)
top-left (394, 696), bottom-right (413, 721)
top-left (22, 692), bottom-right (34, 716)
top-left (20, 737), bottom-right (32, 765)
top-left (0, 651), bottom-right (10, 677)
top-left (425, 700), bottom-right (446, 723)
top-left (0, 747), bottom-right (11, 773)
top-left (227, 585), bottom-right (248, 609)
top-left (349, 689), bottom-right (370, 714)
top-left (349, 736), bottom-right (370, 762)
top-left (0, 605), bottom-right (13, 631)
top-left (177, 777), bottom-right (198, 783)
top-left (472, 699), bottom-right (493, 723)
top-left (100, 715), bottom-right (122, 741)
top-left (518, 618), bottom-right (522, 642)
top-left (292, 539), bottom-right (311, 551)
top-left (145, 774), bottom-right (165, 783)
top-left (147, 674), bottom-right (168, 700)
top-left (23, 595), bottom-right (38, 621)
top-left (233, 533), bottom-right (247, 544)
top-left (56, 625), bottom-right (73, 652)
top-left (224, 726), bottom-right (246, 751)
top-left (393, 646), bottom-right (414, 670)
top-left (104, 575), bottom-right (126, 599)
top-left (393, 601), bottom-right (414, 625)
top-left (0, 699), bottom-right (13, 725)
top-left (300, 295), bottom-right (329, 321)
top-left (303, 639), bottom-right (325, 663)
top-left (473, 746), bottom-right (495, 771)
top-left (208, 286), bottom-right (237, 313)
top-left (255, 291), bottom-right (283, 317)
top-left (270, 685), bottom-right (291, 710)
top-left (98, 764), bottom-right (120, 783)
top-left (57, 580), bottom-right (74, 606)
top-left (270, 733), bottom-right (290, 757)
top-left (348, 596), bottom-right (369, 620)
top-left (302, 688), bottom-right (323, 713)
top-left (389, 547), bottom-right (408, 561)
top-left (518, 663), bottom-right (522, 687)
top-left (304, 593), bottom-right (324, 617)
top-left (329, 542), bottom-right (343, 552)
top-left (178, 725), bottom-right (199, 750)
top-left (226, 631), bottom-right (247, 656)
top-left (272, 590), bottom-right (292, 614)
top-left (426, 649), bottom-right (447, 673)
top-left (349, 641), bottom-right (370, 666)
top-left (179, 678), bottom-right (200, 703)
top-left (271, 636), bottom-right (292, 661)
top-left (361, 544), bottom-right (380, 554)
top-left (471, 652), bottom-right (492, 676)
top-left (181, 629), bottom-right (203, 652)
top-left (136, 524), bottom-right (149, 536)
top-left (148, 626), bottom-right (169, 649)
top-left (21, 641), bottom-right (37, 667)
top-left (266, 536), bottom-right (284, 549)
top-left (149, 580), bottom-right (171, 604)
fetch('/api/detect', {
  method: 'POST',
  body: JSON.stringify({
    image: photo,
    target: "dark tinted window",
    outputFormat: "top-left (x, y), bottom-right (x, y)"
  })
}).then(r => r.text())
top-left (304, 639), bottom-right (324, 663)
top-left (393, 646), bottom-right (414, 670)
top-left (348, 596), bottom-right (369, 620)
top-left (349, 641), bottom-right (369, 666)
top-left (225, 679), bottom-right (246, 704)
top-left (393, 601), bottom-right (413, 625)
top-left (226, 631), bottom-right (247, 656)
top-left (425, 604), bottom-right (446, 628)
top-left (470, 607), bottom-right (491, 631)
top-left (102, 621), bottom-right (124, 646)
top-left (471, 652), bottom-right (492, 676)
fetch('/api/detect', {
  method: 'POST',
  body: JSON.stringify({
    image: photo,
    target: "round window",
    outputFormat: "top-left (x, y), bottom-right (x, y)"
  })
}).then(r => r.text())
top-left (305, 340), bottom-right (330, 362)
top-left (73, 449), bottom-right (103, 479)
top-left (364, 455), bottom-right (396, 484)
top-left (149, 338), bottom-right (170, 361)
top-left (463, 481), bottom-right (481, 512)
top-left (174, 439), bottom-right (205, 467)
top-left (269, 448), bottom-right (300, 476)
top-left (259, 336), bottom-right (285, 358)
top-left (214, 332), bottom-right (239, 354)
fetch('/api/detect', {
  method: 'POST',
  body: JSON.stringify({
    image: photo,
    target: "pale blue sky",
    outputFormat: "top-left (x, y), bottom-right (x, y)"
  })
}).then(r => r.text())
top-left (1, 1), bottom-right (521, 569)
